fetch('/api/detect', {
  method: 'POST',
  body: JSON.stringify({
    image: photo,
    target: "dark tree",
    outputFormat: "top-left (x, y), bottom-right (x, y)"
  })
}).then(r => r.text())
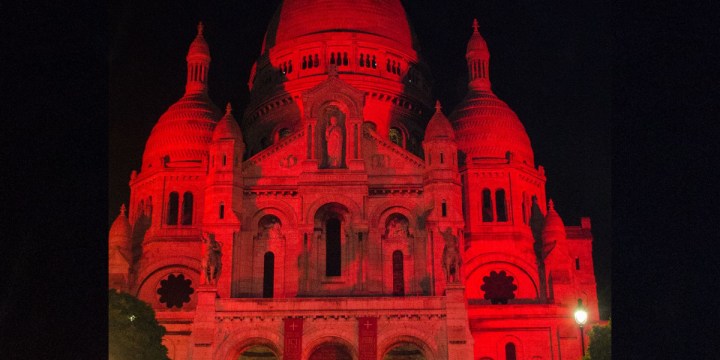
top-left (583, 320), bottom-right (611, 360)
top-left (109, 289), bottom-right (169, 360)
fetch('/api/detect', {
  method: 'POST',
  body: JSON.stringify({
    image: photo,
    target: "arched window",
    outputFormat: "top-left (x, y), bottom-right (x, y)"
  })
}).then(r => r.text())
top-left (278, 128), bottom-right (291, 140)
top-left (505, 343), bottom-right (517, 360)
top-left (167, 192), bottom-right (179, 225)
top-left (181, 192), bottom-right (193, 225)
top-left (263, 252), bottom-right (274, 298)
top-left (219, 202), bottom-right (225, 220)
top-left (482, 189), bottom-right (493, 222)
top-left (392, 250), bottom-right (404, 296)
top-left (441, 199), bottom-right (447, 217)
top-left (326, 218), bottom-right (341, 276)
top-left (496, 189), bottom-right (508, 222)
top-left (222, 154), bottom-right (227, 166)
top-left (389, 127), bottom-right (403, 147)
top-left (575, 257), bottom-right (581, 270)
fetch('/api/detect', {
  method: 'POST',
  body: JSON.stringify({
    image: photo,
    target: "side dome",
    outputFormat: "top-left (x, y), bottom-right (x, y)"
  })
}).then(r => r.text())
top-left (542, 200), bottom-right (566, 242)
top-left (109, 204), bottom-right (131, 240)
top-left (142, 93), bottom-right (221, 168)
top-left (141, 23), bottom-right (222, 170)
top-left (450, 90), bottom-right (534, 165)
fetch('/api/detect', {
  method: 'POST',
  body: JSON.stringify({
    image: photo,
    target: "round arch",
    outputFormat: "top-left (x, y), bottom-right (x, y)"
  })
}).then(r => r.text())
top-left (464, 255), bottom-right (539, 300)
top-left (370, 202), bottom-right (417, 231)
top-left (133, 255), bottom-right (201, 295)
top-left (303, 334), bottom-right (358, 360)
top-left (497, 334), bottom-right (524, 360)
top-left (248, 201), bottom-right (298, 228)
top-left (214, 332), bottom-right (282, 360)
top-left (133, 260), bottom-right (201, 310)
top-left (306, 194), bottom-right (362, 224)
top-left (378, 330), bottom-right (438, 360)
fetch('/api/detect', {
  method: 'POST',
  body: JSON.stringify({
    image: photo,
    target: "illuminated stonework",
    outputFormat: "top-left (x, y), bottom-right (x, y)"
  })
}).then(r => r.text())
top-left (108, 2), bottom-right (601, 359)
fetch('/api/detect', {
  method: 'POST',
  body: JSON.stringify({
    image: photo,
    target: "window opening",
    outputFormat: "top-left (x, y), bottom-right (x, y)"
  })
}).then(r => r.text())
top-left (482, 189), bottom-right (493, 222)
top-left (167, 192), bottom-right (179, 225)
top-left (326, 218), bottom-right (341, 276)
top-left (441, 199), bottom-right (447, 217)
top-left (181, 192), bottom-right (193, 225)
top-left (392, 250), bottom-right (404, 296)
top-left (496, 189), bottom-right (508, 222)
top-left (263, 252), bottom-right (274, 298)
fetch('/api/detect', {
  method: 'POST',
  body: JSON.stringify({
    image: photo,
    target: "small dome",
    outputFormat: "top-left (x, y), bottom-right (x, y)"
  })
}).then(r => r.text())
top-left (187, 22), bottom-right (210, 61)
top-left (450, 90), bottom-right (534, 165)
top-left (542, 199), bottom-right (566, 242)
top-left (142, 92), bottom-right (222, 168)
top-left (467, 19), bottom-right (488, 54)
top-left (109, 204), bottom-right (131, 240)
top-left (425, 101), bottom-right (455, 141)
top-left (213, 103), bottom-right (243, 142)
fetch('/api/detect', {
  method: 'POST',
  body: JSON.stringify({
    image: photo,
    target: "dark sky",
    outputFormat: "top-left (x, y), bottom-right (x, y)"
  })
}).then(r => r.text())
top-left (109, 0), bottom-right (610, 319)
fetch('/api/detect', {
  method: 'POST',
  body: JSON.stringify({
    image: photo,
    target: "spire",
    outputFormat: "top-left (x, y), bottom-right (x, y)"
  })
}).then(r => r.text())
top-left (548, 199), bottom-right (555, 211)
top-left (425, 100), bottom-right (455, 141)
top-left (186, 21), bottom-right (211, 94)
top-left (435, 100), bottom-right (442, 112)
top-left (225, 102), bottom-right (232, 114)
top-left (466, 19), bottom-right (491, 91)
top-left (213, 102), bottom-right (243, 142)
top-left (120, 204), bottom-right (127, 217)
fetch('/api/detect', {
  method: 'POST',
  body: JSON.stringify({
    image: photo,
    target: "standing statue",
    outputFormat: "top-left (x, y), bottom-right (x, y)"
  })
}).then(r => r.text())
top-left (441, 228), bottom-right (461, 283)
top-left (201, 232), bottom-right (222, 285)
top-left (325, 116), bottom-right (343, 167)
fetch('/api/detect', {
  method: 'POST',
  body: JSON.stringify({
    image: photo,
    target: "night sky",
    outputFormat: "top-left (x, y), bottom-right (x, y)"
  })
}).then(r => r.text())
top-left (109, 0), bottom-right (610, 319)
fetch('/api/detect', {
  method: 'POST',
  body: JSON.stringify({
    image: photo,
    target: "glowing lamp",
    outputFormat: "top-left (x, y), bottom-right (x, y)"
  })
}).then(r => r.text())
top-left (574, 298), bottom-right (588, 356)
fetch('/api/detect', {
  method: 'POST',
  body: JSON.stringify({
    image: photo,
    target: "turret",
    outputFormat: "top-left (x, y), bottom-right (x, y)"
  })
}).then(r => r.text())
top-left (466, 19), bottom-right (491, 91)
top-left (206, 103), bottom-right (244, 225)
top-left (186, 22), bottom-right (211, 94)
top-left (423, 101), bottom-right (458, 174)
top-left (109, 204), bottom-right (132, 291)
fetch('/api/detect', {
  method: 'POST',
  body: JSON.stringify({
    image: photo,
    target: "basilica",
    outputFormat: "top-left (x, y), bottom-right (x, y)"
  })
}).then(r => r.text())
top-left (109, 1), bottom-right (601, 359)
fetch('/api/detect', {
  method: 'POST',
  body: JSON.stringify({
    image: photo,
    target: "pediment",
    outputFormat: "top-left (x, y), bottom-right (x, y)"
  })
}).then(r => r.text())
top-left (362, 127), bottom-right (426, 176)
top-left (242, 127), bottom-right (306, 178)
top-left (302, 73), bottom-right (365, 120)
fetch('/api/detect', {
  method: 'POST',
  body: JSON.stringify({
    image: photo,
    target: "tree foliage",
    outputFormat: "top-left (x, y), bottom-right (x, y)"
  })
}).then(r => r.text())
top-left (109, 289), bottom-right (169, 360)
top-left (582, 320), bottom-right (611, 360)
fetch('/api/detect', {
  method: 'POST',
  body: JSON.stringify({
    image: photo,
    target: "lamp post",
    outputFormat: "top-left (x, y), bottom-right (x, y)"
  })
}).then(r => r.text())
top-left (574, 298), bottom-right (588, 356)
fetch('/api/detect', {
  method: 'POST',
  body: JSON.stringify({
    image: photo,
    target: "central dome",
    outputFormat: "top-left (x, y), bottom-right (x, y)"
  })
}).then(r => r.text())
top-left (262, 0), bottom-right (415, 53)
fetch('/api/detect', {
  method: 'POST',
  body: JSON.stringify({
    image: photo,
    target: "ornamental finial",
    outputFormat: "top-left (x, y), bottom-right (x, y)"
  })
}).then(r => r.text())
top-left (472, 19), bottom-right (479, 33)
top-left (225, 102), bottom-right (232, 114)
top-left (435, 100), bottom-right (442, 112)
top-left (120, 204), bottom-right (127, 217)
top-left (548, 199), bottom-right (554, 211)
top-left (197, 21), bottom-right (204, 35)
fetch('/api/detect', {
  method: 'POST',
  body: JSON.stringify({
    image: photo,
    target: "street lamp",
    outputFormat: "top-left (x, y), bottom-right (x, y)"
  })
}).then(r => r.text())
top-left (574, 298), bottom-right (588, 356)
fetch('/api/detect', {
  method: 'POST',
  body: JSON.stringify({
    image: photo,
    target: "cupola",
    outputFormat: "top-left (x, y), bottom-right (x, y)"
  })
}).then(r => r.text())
top-left (425, 101), bottom-right (455, 141)
top-left (450, 19), bottom-right (534, 166)
top-left (213, 103), bottom-right (243, 142)
top-left (109, 204), bottom-right (132, 241)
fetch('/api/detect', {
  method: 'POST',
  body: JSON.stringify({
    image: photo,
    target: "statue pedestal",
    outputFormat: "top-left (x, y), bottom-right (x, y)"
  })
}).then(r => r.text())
top-left (190, 287), bottom-right (218, 360)
top-left (445, 284), bottom-right (475, 359)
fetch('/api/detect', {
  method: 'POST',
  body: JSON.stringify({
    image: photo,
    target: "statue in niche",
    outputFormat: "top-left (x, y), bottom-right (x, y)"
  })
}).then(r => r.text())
top-left (324, 115), bottom-right (343, 167)
top-left (259, 216), bottom-right (284, 241)
top-left (386, 215), bottom-right (409, 239)
top-left (201, 232), bottom-right (222, 285)
top-left (441, 227), bottom-right (461, 283)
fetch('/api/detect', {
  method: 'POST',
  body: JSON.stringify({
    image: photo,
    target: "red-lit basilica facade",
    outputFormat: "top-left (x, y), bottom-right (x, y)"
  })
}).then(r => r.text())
top-left (109, 1), bottom-right (600, 359)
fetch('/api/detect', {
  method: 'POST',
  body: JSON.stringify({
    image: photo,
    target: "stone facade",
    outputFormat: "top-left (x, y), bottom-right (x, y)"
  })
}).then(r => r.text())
top-left (109, 2), bottom-right (601, 359)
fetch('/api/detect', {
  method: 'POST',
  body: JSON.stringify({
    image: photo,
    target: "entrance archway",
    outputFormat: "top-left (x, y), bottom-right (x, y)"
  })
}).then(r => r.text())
top-left (309, 343), bottom-right (352, 360)
top-left (383, 343), bottom-right (427, 360)
top-left (238, 345), bottom-right (278, 360)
